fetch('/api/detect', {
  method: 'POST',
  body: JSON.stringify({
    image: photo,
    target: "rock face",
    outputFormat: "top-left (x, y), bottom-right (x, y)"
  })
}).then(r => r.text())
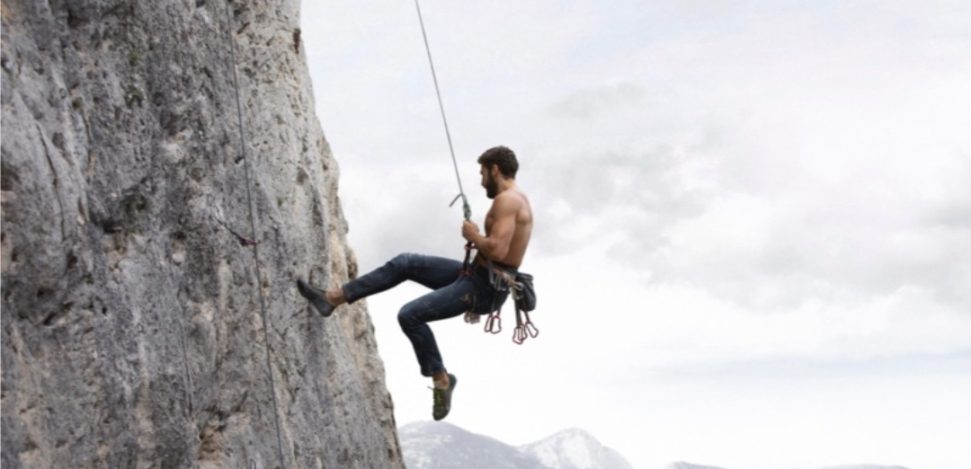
top-left (1, 1), bottom-right (403, 468)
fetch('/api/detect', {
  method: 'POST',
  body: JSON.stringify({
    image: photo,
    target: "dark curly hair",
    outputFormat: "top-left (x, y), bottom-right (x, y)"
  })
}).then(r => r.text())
top-left (477, 146), bottom-right (519, 178)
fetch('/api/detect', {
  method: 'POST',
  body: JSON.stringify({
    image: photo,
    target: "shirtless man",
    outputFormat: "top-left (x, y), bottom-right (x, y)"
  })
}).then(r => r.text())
top-left (296, 146), bottom-right (533, 421)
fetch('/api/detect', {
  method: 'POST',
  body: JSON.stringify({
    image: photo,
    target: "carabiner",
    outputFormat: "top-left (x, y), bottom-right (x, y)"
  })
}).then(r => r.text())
top-left (525, 321), bottom-right (539, 338)
top-left (512, 325), bottom-right (527, 345)
top-left (484, 312), bottom-right (502, 334)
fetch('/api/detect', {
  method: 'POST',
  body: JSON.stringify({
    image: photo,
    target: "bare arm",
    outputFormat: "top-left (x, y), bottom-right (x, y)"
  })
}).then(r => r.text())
top-left (462, 195), bottom-right (518, 262)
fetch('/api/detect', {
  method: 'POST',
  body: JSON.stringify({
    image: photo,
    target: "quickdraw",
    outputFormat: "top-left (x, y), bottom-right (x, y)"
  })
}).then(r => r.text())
top-left (484, 310), bottom-right (502, 334)
top-left (474, 263), bottom-right (540, 345)
top-left (511, 303), bottom-right (539, 345)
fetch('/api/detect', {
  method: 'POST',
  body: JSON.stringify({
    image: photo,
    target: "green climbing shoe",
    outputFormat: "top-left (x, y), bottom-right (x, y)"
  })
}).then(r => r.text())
top-left (432, 373), bottom-right (457, 421)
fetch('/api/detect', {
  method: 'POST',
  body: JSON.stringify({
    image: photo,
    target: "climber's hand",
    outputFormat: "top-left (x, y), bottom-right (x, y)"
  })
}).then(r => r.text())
top-left (462, 220), bottom-right (480, 243)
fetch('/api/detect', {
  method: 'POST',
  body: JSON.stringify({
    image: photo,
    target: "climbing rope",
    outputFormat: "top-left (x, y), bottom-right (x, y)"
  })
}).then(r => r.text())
top-left (221, 1), bottom-right (288, 468)
top-left (413, 0), bottom-right (475, 271)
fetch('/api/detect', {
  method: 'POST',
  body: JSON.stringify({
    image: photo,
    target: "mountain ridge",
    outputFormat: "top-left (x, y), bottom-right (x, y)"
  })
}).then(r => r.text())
top-left (400, 422), bottom-right (912, 469)
top-left (400, 422), bottom-right (633, 469)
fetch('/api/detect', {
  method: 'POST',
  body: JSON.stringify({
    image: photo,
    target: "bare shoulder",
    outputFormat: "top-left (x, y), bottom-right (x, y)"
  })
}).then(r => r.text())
top-left (493, 190), bottom-right (529, 211)
top-left (518, 190), bottom-right (533, 222)
top-left (494, 190), bottom-right (524, 210)
top-left (515, 189), bottom-right (531, 209)
top-left (498, 189), bottom-right (532, 221)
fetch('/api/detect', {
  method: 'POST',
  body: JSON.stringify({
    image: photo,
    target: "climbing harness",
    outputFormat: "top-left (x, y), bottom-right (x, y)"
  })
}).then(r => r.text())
top-left (413, 0), bottom-right (475, 272)
top-left (220, 1), bottom-right (287, 468)
top-left (476, 262), bottom-right (540, 345)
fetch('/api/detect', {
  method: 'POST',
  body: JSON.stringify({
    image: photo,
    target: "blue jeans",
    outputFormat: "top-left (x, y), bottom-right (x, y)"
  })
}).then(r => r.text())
top-left (342, 253), bottom-right (510, 377)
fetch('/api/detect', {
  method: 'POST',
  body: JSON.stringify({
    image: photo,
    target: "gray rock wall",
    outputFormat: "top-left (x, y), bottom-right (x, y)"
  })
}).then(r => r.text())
top-left (1, 1), bottom-right (403, 467)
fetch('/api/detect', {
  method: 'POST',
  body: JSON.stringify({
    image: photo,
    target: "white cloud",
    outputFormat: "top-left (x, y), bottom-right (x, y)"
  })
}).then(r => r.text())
top-left (546, 82), bottom-right (649, 120)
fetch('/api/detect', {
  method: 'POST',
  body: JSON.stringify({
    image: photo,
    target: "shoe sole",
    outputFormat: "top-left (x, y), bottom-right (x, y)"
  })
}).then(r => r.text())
top-left (297, 279), bottom-right (335, 317)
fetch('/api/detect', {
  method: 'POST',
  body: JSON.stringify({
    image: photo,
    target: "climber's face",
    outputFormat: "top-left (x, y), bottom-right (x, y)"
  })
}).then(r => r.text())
top-left (481, 164), bottom-right (499, 199)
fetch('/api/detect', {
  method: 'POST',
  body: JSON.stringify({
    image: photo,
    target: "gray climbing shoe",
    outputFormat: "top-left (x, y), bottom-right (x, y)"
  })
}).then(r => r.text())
top-left (432, 373), bottom-right (457, 421)
top-left (297, 279), bottom-right (335, 317)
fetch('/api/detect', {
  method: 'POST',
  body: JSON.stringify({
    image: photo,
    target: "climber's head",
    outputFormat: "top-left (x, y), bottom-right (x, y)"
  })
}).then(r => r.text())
top-left (477, 146), bottom-right (518, 199)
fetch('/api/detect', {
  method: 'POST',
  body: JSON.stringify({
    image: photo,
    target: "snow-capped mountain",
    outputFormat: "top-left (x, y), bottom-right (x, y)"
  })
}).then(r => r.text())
top-left (663, 463), bottom-right (728, 469)
top-left (661, 464), bottom-right (909, 469)
top-left (815, 466), bottom-right (909, 469)
top-left (661, 462), bottom-right (909, 469)
top-left (399, 422), bottom-right (548, 469)
top-left (399, 423), bottom-right (634, 469)
top-left (399, 422), bottom-right (909, 469)
top-left (520, 428), bottom-right (635, 469)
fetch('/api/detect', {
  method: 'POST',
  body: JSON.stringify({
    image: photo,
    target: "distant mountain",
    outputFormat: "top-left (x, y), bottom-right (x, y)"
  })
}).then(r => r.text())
top-left (399, 422), bottom-right (909, 469)
top-left (399, 422), bottom-right (547, 469)
top-left (662, 463), bottom-right (910, 469)
top-left (663, 463), bottom-right (728, 469)
top-left (662, 462), bottom-right (910, 469)
top-left (520, 428), bottom-right (635, 469)
top-left (816, 466), bottom-right (909, 469)
top-left (400, 423), bottom-right (634, 469)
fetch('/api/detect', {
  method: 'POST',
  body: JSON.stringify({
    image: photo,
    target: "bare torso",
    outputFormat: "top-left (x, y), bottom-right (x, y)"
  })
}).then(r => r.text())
top-left (482, 189), bottom-right (533, 268)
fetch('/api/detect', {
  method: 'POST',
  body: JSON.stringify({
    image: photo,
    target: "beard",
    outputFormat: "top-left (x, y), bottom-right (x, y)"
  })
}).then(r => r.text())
top-left (484, 175), bottom-right (499, 199)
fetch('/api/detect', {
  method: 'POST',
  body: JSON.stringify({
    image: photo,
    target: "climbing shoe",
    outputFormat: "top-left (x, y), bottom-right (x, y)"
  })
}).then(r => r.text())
top-left (296, 279), bottom-right (335, 317)
top-left (432, 373), bottom-right (457, 421)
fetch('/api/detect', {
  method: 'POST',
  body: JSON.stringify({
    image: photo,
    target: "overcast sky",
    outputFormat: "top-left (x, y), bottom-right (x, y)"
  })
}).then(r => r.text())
top-left (300, 2), bottom-right (971, 468)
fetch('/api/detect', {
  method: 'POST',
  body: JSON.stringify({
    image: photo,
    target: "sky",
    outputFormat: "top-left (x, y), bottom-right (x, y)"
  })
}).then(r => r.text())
top-left (299, 2), bottom-right (971, 468)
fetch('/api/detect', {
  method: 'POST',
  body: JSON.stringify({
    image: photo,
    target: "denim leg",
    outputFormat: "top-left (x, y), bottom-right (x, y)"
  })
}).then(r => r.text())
top-left (397, 278), bottom-right (476, 377)
top-left (342, 253), bottom-right (462, 304)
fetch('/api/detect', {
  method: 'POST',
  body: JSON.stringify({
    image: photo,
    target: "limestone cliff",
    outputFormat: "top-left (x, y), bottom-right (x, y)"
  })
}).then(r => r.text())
top-left (1, 1), bottom-right (403, 467)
